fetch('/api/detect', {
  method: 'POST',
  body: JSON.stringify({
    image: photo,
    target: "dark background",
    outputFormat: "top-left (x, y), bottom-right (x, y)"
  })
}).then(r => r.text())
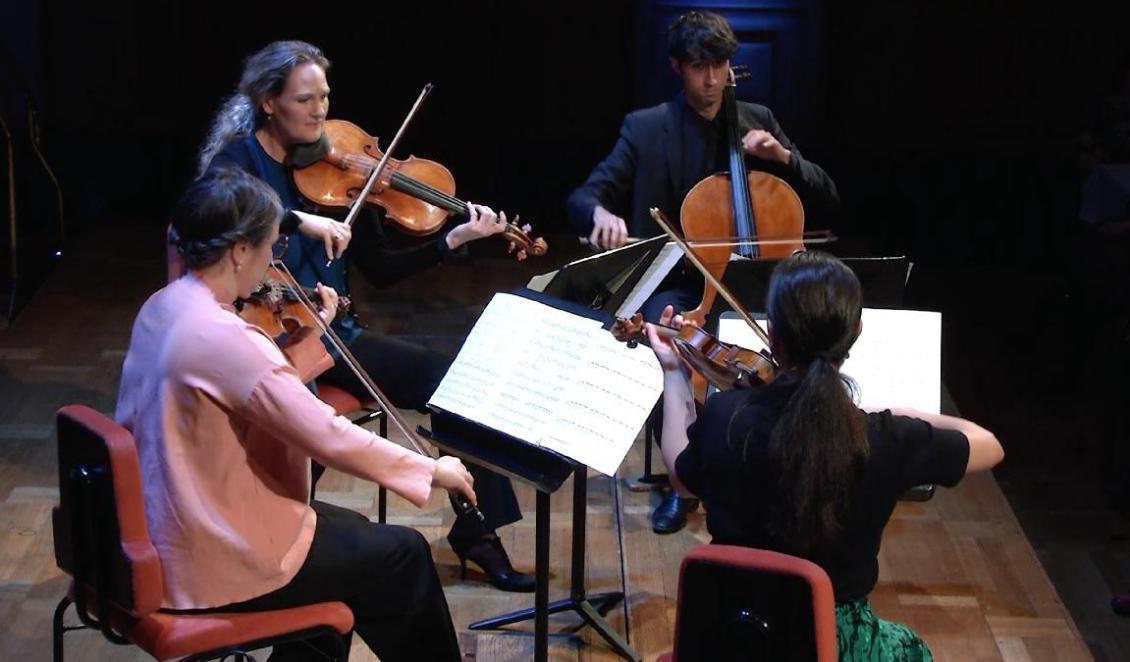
top-left (5, 1), bottom-right (1130, 653)
top-left (3, 0), bottom-right (1124, 266)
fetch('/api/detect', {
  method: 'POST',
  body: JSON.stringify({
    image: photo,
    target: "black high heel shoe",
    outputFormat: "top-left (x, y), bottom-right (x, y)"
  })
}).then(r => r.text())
top-left (458, 534), bottom-right (536, 593)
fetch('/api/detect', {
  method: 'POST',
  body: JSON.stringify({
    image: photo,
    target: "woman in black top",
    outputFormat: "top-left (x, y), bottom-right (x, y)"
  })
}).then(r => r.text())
top-left (646, 251), bottom-right (1004, 660)
top-left (196, 40), bottom-right (533, 592)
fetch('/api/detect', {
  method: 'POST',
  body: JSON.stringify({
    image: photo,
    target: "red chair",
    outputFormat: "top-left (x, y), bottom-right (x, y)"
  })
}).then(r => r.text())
top-left (658, 544), bottom-right (837, 662)
top-left (312, 383), bottom-right (389, 521)
top-left (51, 405), bottom-right (355, 661)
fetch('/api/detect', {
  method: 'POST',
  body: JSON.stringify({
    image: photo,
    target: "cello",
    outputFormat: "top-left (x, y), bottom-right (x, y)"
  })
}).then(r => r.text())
top-left (679, 66), bottom-right (805, 327)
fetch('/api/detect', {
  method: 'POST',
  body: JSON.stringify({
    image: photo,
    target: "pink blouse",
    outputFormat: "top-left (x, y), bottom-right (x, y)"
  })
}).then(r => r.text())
top-left (115, 274), bottom-right (437, 609)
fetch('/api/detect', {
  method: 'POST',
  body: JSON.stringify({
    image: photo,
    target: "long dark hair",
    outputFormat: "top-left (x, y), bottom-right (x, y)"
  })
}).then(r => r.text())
top-left (750, 251), bottom-right (868, 549)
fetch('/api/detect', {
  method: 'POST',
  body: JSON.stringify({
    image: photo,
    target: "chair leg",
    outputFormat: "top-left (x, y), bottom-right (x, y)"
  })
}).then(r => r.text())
top-left (52, 596), bottom-right (72, 662)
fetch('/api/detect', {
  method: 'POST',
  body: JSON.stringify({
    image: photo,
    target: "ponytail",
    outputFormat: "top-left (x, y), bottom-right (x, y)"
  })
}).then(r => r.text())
top-left (766, 356), bottom-right (867, 549)
top-left (750, 251), bottom-right (868, 550)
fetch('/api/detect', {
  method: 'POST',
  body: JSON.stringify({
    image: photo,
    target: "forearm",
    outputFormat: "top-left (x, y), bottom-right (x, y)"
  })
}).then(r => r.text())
top-left (566, 187), bottom-right (601, 236)
top-left (567, 123), bottom-right (636, 235)
top-left (789, 154), bottom-right (840, 209)
top-left (351, 236), bottom-right (451, 288)
top-left (660, 370), bottom-right (697, 496)
top-left (244, 369), bottom-right (437, 506)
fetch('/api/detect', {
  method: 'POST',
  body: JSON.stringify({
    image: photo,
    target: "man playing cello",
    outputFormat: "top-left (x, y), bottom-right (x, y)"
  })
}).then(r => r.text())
top-left (566, 10), bottom-right (839, 533)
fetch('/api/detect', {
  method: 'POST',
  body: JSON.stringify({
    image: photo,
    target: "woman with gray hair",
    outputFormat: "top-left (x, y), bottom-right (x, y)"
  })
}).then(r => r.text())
top-left (197, 40), bottom-right (534, 592)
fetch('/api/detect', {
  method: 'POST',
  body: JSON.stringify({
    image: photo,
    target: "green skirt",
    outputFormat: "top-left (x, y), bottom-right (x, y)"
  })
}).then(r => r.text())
top-left (835, 599), bottom-right (931, 662)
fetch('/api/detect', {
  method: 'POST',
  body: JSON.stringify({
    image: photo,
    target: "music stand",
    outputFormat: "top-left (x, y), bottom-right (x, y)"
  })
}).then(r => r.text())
top-left (538, 236), bottom-right (668, 314)
top-left (707, 255), bottom-right (913, 325)
top-left (420, 288), bottom-right (642, 662)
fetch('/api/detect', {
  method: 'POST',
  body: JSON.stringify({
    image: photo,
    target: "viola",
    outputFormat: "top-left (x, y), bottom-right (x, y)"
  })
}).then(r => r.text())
top-left (611, 313), bottom-right (775, 391)
top-left (678, 66), bottom-right (805, 327)
top-left (235, 265), bottom-right (348, 382)
top-left (261, 259), bottom-right (484, 522)
top-left (237, 266), bottom-right (351, 337)
top-left (291, 119), bottom-right (547, 259)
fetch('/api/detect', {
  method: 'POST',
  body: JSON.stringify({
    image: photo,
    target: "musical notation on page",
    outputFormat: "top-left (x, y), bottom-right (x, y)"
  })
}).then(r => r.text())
top-left (428, 294), bottom-right (664, 475)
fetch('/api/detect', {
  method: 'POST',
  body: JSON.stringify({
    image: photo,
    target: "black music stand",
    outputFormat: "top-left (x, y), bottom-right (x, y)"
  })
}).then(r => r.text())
top-left (708, 255), bottom-right (914, 323)
top-left (539, 235), bottom-right (668, 315)
top-left (419, 289), bottom-right (643, 662)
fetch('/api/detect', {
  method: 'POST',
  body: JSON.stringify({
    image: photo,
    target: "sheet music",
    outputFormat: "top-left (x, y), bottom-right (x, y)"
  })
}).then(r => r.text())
top-left (717, 308), bottom-right (941, 414)
top-left (614, 242), bottom-right (684, 319)
top-left (428, 293), bottom-right (664, 475)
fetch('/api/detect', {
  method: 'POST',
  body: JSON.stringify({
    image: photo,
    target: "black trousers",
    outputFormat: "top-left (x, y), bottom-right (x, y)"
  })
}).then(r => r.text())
top-left (317, 329), bottom-right (522, 553)
top-left (213, 501), bottom-right (462, 661)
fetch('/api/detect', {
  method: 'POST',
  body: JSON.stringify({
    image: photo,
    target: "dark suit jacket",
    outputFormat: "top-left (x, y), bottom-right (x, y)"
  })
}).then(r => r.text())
top-left (566, 94), bottom-right (839, 239)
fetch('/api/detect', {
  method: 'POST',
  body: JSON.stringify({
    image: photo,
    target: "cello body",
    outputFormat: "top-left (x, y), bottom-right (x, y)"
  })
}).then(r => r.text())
top-left (678, 68), bottom-right (805, 327)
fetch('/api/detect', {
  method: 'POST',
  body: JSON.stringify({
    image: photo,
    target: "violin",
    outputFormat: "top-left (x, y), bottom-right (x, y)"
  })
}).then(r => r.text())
top-left (611, 313), bottom-right (775, 391)
top-left (678, 66), bottom-right (805, 327)
top-left (614, 208), bottom-right (788, 396)
top-left (237, 265), bottom-right (351, 337)
top-left (261, 258), bottom-right (484, 522)
top-left (291, 119), bottom-right (547, 259)
top-left (235, 265), bottom-right (348, 382)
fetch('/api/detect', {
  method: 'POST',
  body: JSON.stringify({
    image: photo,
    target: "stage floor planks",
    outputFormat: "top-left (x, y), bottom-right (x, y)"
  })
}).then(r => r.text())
top-left (0, 224), bottom-right (1093, 660)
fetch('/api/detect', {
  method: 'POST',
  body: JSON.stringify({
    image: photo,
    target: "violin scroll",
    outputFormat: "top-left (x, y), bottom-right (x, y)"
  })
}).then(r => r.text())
top-left (500, 215), bottom-right (548, 258)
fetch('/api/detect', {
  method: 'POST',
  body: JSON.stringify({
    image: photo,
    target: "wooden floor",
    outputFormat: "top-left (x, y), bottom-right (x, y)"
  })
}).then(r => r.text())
top-left (0, 223), bottom-right (1094, 660)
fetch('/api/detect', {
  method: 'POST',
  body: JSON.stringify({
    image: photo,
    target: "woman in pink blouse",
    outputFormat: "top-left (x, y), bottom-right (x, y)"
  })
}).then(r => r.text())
top-left (115, 167), bottom-right (475, 661)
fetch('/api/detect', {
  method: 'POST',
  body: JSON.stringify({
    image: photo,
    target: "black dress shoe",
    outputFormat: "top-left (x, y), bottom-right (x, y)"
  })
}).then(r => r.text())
top-left (459, 534), bottom-right (536, 593)
top-left (652, 492), bottom-right (699, 534)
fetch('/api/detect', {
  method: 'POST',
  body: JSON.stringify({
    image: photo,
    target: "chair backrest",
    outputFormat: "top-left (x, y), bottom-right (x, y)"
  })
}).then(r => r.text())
top-left (670, 544), bottom-right (837, 662)
top-left (53, 405), bottom-right (164, 620)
